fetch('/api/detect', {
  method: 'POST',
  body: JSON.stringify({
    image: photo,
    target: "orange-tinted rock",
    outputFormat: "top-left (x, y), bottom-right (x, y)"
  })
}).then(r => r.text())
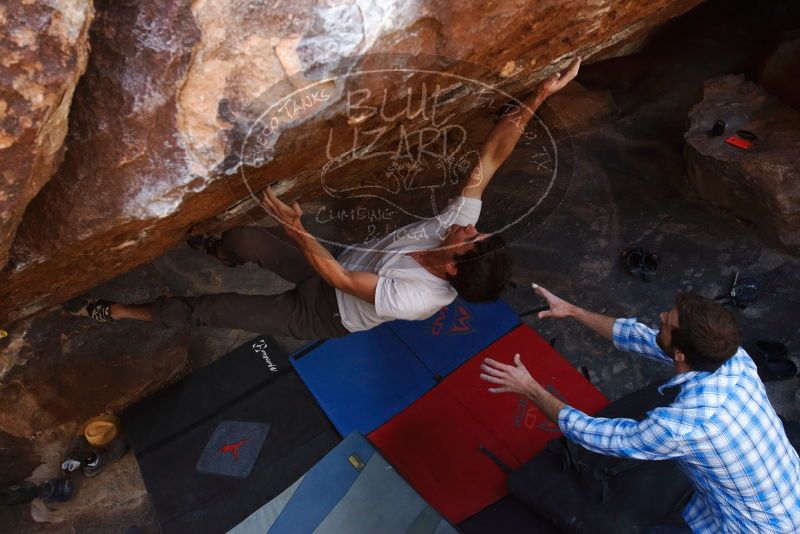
top-left (0, 0), bottom-right (93, 270)
top-left (0, 311), bottom-right (188, 436)
top-left (1, 0), bottom-right (703, 325)
top-left (684, 75), bottom-right (800, 255)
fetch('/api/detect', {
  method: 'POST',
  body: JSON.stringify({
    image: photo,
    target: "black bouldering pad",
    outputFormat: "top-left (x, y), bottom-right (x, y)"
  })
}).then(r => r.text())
top-left (457, 496), bottom-right (562, 534)
top-left (122, 336), bottom-right (340, 534)
top-left (124, 335), bottom-right (292, 454)
top-left (508, 382), bottom-right (693, 534)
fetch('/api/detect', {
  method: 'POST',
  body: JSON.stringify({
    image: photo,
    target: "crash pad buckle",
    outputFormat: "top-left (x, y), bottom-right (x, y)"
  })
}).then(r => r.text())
top-left (348, 453), bottom-right (365, 471)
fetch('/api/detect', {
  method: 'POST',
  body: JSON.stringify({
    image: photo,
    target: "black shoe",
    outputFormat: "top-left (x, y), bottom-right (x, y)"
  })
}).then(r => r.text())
top-left (62, 297), bottom-right (115, 322)
top-left (38, 478), bottom-right (74, 502)
top-left (755, 340), bottom-right (788, 360)
top-left (82, 438), bottom-right (130, 478)
top-left (751, 353), bottom-right (797, 382)
top-left (0, 481), bottom-right (37, 506)
top-left (749, 341), bottom-right (797, 382)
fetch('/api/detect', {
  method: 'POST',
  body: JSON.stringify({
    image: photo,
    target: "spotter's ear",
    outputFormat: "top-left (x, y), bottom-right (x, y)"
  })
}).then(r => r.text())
top-left (445, 261), bottom-right (458, 277)
top-left (673, 350), bottom-right (686, 363)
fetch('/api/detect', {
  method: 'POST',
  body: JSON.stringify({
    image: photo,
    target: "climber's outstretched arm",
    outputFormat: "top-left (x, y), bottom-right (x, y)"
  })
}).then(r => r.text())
top-left (462, 57), bottom-right (581, 200)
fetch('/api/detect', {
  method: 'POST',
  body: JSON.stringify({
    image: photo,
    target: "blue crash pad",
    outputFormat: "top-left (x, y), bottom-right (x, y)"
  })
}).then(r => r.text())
top-left (290, 326), bottom-right (437, 436)
top-left (230, 432), bottom-right (456, 534)
top-left (387, 297), bottom-right (520, 377)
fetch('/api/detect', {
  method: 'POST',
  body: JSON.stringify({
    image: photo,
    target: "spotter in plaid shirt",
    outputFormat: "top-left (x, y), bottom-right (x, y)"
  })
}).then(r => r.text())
top-left (481, 287), bottom-right (800, 534)
top-left (558, 318), bottom-right (800, 533)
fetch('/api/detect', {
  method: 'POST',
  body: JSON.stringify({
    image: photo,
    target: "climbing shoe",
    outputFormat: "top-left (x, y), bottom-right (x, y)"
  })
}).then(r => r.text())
top-left (62, 296), bottom-right (115, 322)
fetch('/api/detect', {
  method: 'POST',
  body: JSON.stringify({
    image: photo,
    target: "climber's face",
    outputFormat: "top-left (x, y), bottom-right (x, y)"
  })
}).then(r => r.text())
top-left (441, 223), bottom-right (488, 256)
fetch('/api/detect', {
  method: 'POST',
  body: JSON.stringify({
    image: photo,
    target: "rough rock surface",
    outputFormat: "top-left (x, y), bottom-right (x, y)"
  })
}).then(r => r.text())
top-left (546, 81), bottom-right (617, 131)
top-left (758, 31), bottom-right (800, 111)
top-left (0, 430), bottom-right (39, 481)
top-left (0, 0), bottom-right (93, 270)
top-left (0, 311), bottom-right (188, 436)
top-left (0, 0), bottom-right (704, 325)
top-left (684, 75), bottom-right (800, 255)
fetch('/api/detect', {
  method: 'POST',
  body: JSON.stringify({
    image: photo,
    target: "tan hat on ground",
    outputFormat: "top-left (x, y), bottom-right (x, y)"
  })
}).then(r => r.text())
top-left (80, 414), bottom-right (121, 448)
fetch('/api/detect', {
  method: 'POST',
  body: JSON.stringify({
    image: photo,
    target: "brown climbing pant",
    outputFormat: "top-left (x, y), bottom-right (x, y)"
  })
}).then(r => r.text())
top-left (151, 226), bottom-right (349, 340)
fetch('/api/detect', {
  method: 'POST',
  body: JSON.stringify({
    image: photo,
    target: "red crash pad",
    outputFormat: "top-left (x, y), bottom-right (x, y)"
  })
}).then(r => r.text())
top-left (442, 324), bottom-right (609, 464)
top-left (368, 386), bottom-right (516, 523)
top-left (369, 324), bottom-right (609, 523)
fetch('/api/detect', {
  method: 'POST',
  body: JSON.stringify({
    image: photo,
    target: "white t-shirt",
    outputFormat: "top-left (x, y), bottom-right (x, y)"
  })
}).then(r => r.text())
top-left (335, 196), bottom-right (482, 332)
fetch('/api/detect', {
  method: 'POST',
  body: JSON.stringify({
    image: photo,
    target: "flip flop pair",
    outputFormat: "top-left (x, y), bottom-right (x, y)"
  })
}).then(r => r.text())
top-left (621, 247), bottom-right (659, 282)
top-left (749, 340), bottom-right (797, 382)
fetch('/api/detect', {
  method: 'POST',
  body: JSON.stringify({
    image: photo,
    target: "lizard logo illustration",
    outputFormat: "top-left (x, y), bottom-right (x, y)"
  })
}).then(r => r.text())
top-left (218, 438), bottom-right (251, 461)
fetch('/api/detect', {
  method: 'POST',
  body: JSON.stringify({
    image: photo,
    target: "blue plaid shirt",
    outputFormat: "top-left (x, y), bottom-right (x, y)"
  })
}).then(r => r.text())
top-left (558, 318), bottom-right (800, 533)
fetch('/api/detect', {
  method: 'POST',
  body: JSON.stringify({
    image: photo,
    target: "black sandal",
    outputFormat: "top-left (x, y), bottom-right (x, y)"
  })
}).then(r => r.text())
top-left (621, 247), bottom-right (645, 278)
top-left (62, 297), bottom-right (115, 323)
top-left (186, 234), bottom-right (237, 267)
top-left (642, 252), bottom-right (659, 282)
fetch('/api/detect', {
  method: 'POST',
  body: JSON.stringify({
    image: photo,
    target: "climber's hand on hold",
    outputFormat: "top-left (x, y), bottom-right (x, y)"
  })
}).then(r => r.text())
top-left (261, 187), bottom-right (305, 235)
top-left (538, 57), bottom-right (581, 98)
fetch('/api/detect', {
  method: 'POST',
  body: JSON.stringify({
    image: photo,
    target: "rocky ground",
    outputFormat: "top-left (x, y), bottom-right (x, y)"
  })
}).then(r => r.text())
top-left (2, 0), bottom-right (800, 531)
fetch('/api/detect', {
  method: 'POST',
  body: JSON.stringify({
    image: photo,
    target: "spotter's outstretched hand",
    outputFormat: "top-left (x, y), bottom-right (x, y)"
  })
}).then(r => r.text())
top-left (531, 283), bottom-right (575, 319)
top-left (480, 354), bottom-right (539, 396)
